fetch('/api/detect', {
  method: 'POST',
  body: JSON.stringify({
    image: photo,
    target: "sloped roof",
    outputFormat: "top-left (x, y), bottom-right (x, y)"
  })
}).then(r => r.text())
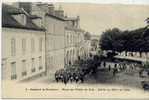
top-left (65, 26), bottom-right (84, 32)
top-left (2, 4), bottom-right (45, 31)
top-left (3, 3), bottom-right (25, 15)
top-left (64, 17), bottom-right (78, 21)
top-left (45, 13), bottom-right (66, 21)
top-left (29, 15), bottom-right (42, 19)
top-left (46, 12), bottom-right (79, 21)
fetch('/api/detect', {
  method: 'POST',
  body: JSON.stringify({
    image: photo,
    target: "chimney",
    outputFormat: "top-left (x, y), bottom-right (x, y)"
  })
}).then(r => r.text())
top-left (54, 5), bottom-right (64, 17)
top-left (18, 2), bottom-right (32, 14)
top-left (77, 16), bottom-right (80, 21)
top-left (12, 3), bottom-right (19, 8)
top-left (76, 16), bottom-right (80, 28)
top-left (48, 4), bottom-right (55, 15)
top-left (54, 10), bottom-right (64, 17)
top-left (36, 3), bottom-right (49, 13)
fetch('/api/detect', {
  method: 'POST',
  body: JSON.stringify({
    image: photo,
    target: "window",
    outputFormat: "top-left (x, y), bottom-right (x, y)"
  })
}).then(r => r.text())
top-left (31, 38), bottom-right (35, 52)
top-left (71, 34), bottom-right (73, 44)
top-left (39, 56), bottom-right (42, 70)
top-left (33, 19), bottom-right (42, 27)
top-left (31, 58), bottom-right (35, 72)
top-left (39, 38), bottom-right (43, 52)
top-left (22, 38), bottom-right (26, 54)
top-left (21, 14), bottom-right (26, 26)
top-left (2, 63), bottom-right (5, 80)
top-left (69, 34), bottom-right (70, 45)
top-left (11, 62), bottom-right (17, 80)
top-left (12, 14), bottom-right (26, 26)
top-left (22, 60), bottom-right (27, 76)
top-left (67, 35), bottom-right (69, 46)
top-left (11, 38), bottom-right (16, 56)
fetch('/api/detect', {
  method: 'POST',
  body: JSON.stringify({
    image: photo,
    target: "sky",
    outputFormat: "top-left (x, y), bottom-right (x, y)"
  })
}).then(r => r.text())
top-left (4, 1), bottom-right (149, 35)
top-left (55, 3), bottom-right (149, 35)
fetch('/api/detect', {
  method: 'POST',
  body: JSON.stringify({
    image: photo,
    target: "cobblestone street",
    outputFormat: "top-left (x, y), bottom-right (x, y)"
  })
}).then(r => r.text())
top-left (2, 71), bottom-right (149, 99)
top-left (86, 69), bottom-right (143, 89)
top-left (23, 64), bottom-right (146, 90)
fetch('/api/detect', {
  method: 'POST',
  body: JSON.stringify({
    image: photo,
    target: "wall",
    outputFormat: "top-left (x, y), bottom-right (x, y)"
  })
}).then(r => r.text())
top-left (2, 28), bottom-right (46, 81)
top-left (45, 16), bottom-right (65, 79)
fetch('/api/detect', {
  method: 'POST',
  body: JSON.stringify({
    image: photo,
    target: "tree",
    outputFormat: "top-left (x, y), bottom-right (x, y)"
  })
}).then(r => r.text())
top-left (100, 27), bottom-right (148, 56)
top-left (100, 28), bottom-right (124, 52)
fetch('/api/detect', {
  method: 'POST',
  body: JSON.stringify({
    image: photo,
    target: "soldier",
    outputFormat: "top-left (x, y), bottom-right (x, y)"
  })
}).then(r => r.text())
top-left (78, 71), bottom-right (84, 83)
top-left (113, 64), bottom-right (118, 76)
top-left (139, 70), bottom-right (143, 77)
top-left (108, 65), bottom-right (111, 71)
top-left (70, 74), bottom-right (74, 83)
top-left (75, 75), bottom-right (79, 83)
top-left (60, 74), bottom-right (64, 82)
top-left (63, 71), bottom-right (68, 85)
top-left (103, 61), bottom-right (106, 68)
top-left (55, 69), bottom-right (64, 83)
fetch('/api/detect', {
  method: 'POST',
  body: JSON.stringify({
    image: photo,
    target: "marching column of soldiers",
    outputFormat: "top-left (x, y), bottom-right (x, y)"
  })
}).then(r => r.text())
top-left (55, 67), bottom-right (85, 85)
top-left (54, 55), bottom-right (100, 85)
top-left (54, 55), bottom-right (142, 85)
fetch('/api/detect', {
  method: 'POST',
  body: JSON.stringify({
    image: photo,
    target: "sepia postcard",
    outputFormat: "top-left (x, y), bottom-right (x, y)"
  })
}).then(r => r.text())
top-left (1, 0), bottom-right (149, 99)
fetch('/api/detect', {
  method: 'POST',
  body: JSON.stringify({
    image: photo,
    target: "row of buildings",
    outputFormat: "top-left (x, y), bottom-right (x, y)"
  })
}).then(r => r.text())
top-left (2, 3), bottom-right (91, 81)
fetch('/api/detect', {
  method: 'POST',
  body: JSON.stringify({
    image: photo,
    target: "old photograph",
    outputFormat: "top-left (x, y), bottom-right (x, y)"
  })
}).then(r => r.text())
top-left (1, 1), bottom-right (149, 99)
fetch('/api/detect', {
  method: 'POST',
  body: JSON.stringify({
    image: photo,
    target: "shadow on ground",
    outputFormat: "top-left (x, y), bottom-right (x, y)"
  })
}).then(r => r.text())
top-left (84, 69), bottom-right (144, 90)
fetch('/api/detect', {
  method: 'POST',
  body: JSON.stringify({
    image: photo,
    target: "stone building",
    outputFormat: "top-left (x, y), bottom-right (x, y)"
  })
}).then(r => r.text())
top-left (2, 4), bottom-right (46, 81)
top-left (26, 3), bottom-right (90, 78)
top-left (25, 3), bottom-right (66, 79)
top-left (90, 35), bottom-right (100, 55)
top-left (45, 12), bottom-right (65, 78)
top-left (64, 16), bottom-right (85, 65)
top-left (2, 2), bottom-right (91, 81)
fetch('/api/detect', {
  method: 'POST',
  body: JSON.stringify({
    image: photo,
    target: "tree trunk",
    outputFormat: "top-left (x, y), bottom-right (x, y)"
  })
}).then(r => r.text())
top-left (139, 52), bottom-right (142, 58)
top-left (125, 51), bottom-right (127, 56)
top-left (145, 52), bottom-right (147, 58)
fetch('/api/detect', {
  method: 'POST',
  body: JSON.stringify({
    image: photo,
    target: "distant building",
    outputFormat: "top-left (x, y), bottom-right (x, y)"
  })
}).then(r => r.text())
top-left (64, 16), bottom-right (85, 65)
top-left (83, 32), bottom-right (92, 58)
top-left (45, 11), bottom-right (65, 78)
top-left (25, 3), bottom-right (66, 79)
top-left (90, 35), bottom-right (100, 54)
top-left (2, 4), bottom-right (46, 81)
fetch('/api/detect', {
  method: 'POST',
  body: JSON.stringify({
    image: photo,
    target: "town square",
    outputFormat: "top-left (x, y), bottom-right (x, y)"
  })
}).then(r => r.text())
top-left (1, 2), bottom-right (149, 99)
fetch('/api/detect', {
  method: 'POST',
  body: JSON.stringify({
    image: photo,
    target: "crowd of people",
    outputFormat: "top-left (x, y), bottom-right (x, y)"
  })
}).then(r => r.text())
top-left (100, 61), bottom-right (142, 77)
top-left (54, 55), bottom-right (101, 85)
top-left (55, 66), bottom-right (84, 85)
top-left (54, 54), bottom-right (146, 85)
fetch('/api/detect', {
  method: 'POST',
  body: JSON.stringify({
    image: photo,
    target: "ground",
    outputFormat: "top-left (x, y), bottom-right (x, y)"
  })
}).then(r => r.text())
top-left (2, 66), bottom-right (149, 99)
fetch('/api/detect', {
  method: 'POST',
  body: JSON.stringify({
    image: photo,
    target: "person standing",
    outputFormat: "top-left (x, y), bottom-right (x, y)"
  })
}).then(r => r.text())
top-left (108, 65), bottom-right (111, 71)
top-left (113, 64), bottom-right (118, 76)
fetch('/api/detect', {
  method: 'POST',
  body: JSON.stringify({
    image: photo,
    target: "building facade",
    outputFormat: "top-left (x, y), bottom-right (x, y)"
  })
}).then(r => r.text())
top-left (64, 16), bottom-right (91, 66)
top-left (2, 4), bottom-right (46, 81)
top-left (2, 3), bottom-right (91, 81)
top-left (45, 14), bottom-right (65, 79)
top-left (90, 35), bottom-right (100, 55)
top-left (28, 3), bottom-right (90, 78)
top-left (27, 3), bottom-right (66, 79)
top-left (65, 17), bottom-right (82, 65)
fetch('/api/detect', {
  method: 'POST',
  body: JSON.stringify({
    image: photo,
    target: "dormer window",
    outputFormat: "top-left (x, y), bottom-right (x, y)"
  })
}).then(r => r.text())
top-left (29, 15), bottom-right (42, 27)
top-left (12, 14), bottom-right (27, 26)
top-left (32, 18), bottom-right (42, 27)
